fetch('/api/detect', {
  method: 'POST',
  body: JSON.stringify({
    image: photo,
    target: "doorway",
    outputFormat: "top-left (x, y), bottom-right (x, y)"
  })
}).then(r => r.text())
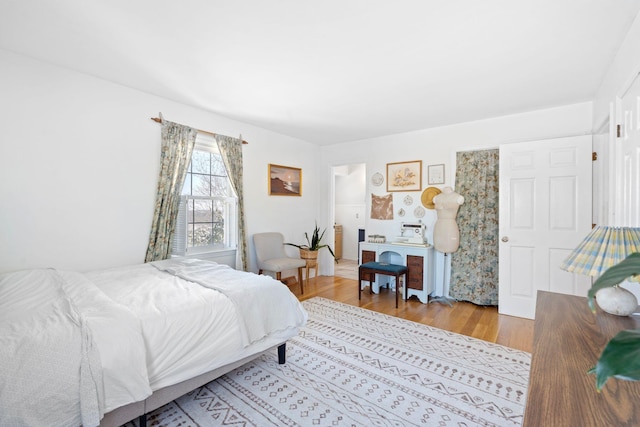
top-left (333, 163), bottom-right (366, 279)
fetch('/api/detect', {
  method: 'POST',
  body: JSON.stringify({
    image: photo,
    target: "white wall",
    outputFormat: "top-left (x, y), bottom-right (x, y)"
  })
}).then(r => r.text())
top-left (9, 33), bottom-right (634, 278)
top-left (0, 49), bottom-right (320, 274)
top-left (593, 13), bottom-right (640, 131)
top-left (320, 102), bottom-right (593, 274)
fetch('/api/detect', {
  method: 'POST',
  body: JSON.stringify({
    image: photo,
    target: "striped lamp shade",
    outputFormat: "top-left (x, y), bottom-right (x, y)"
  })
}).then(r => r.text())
top-left (560, 226), bottom-right (640, 277)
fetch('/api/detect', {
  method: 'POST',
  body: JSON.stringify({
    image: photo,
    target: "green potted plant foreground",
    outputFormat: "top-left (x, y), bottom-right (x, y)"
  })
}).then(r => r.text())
top-left (286, 222), bottom-right (337, 262)
top-left (588, 252), bottom-right (640, 390)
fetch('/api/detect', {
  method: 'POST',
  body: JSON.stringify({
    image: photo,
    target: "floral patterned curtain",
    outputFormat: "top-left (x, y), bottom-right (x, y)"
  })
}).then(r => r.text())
top-left (216, 135), bottom-right (248, 271)
top-left (449, 149), bottom-right (499, 305)
top-left (144, 119), bottom-right (197, 262)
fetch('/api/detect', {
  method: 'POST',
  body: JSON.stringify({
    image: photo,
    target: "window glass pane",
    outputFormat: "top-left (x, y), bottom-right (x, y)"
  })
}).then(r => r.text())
top-left (191, 224), bottom-right (213, 247)
top-left (212, 222), bottom-right (224, 244)
top-left (193, 199), bottom-right (213, 222)
top-left (182, 174), bottom-right (192, 195)
top-left (211, 154), bottom-right (227, 176)
top-left (213, 199), bottom-right (226, 222)
top-left (211, 177), bottom-right (229, 197)
top-left (187, 222), bottom-right (195, 247)
top-left (173, 141), bottom-right (238, 255)
top-left (192, 174), bottom-right (211, 196)
top-left (191, 150), bottom-right (210, 174)
top-left (187, 198), bottom-right (194, 222)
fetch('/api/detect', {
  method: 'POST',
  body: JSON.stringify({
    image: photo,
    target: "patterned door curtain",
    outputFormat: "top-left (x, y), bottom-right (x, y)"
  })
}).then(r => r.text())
top-left (449, 149), bottom-right (499, 305)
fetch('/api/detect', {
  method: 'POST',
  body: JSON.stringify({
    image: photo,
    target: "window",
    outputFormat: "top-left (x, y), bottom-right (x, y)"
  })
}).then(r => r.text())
top-left (172, 136), bottom-right (237, 255)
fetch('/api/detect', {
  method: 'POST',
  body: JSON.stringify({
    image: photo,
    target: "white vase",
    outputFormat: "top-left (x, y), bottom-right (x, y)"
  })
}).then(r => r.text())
top-left (595, 286), bottom-right (638, 316)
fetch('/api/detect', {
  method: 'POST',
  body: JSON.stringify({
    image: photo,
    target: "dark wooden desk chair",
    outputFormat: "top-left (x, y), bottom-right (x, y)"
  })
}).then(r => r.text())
top-left (358, 261), bottom-right (407, 308)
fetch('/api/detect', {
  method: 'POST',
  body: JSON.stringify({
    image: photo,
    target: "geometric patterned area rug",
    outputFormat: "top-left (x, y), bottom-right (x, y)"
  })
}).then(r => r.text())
top-left (127, 297), bottom-right (531, 426)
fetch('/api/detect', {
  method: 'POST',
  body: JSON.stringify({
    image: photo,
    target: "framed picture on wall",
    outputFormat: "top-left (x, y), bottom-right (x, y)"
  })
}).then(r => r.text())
top-left (428, 164), bottom-right (445, 185)
top-left (268, 164), bottom-right (302, 196)
top-left (386, 160), bottom-right (422, 192)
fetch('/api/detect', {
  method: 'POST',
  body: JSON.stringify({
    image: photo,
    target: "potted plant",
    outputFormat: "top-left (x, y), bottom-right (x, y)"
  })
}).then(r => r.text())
top-left (587, 252), bottom-right (640, 390)
top-left (286, 222), bottom-right (337, 262)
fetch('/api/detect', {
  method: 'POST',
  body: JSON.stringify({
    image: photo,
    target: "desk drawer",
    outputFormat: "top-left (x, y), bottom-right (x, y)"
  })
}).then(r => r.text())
top-left (362, 250), bottom-right (376, 264)
top-left (360, 250), bottom-right (377, 281)
top-left (407, 255), bottom-right (423, 290)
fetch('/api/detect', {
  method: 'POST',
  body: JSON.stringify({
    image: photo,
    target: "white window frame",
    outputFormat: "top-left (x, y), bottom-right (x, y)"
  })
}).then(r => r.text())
top-left (172, 135), bottom-right (238, 256)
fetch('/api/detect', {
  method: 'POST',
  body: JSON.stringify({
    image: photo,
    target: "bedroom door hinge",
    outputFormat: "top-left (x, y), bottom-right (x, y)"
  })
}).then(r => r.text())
top-left (592, 152), bottom-right (597, 161)
top-left (617, 124), bottom-right (622, 138)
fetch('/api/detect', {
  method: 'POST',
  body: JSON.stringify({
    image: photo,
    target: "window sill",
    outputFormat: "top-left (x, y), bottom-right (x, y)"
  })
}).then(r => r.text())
top-left (174, 248), bottom-right (238, 268)
top-left (185, 247), bottom-right (236, 256)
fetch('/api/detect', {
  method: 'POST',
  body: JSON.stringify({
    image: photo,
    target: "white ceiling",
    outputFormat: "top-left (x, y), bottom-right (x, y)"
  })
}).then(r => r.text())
top-left (1, 1), bottom-right (639, 145)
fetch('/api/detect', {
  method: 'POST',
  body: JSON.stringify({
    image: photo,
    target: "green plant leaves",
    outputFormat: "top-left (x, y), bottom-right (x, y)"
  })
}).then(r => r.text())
top-left (580, 252), bottom-right (640, 391)
top-left (588, 253), bottom-right (640, 312)
top-left (590, 329), bottom-right (640, 390)
top-left (285, 221), bottom-right (337, 261)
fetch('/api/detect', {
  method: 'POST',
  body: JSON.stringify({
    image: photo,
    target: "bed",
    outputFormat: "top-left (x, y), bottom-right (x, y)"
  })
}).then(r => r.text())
top-left (0, 258), bottom-right (308, 427)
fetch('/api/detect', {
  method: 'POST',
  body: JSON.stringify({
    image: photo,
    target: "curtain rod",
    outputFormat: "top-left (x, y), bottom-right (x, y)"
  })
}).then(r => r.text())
top-left (150, 117), bottom-right (248, 144)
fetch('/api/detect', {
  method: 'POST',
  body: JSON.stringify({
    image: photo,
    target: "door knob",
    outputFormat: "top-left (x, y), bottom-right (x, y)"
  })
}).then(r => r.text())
top-left (501, 236), bottom-right (509, 242)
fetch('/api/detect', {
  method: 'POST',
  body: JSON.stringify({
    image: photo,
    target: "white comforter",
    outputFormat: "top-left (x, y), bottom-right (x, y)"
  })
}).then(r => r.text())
top-left (0, 260), bottom-right (307, 426)
top-left (87, 260), bottom-right (308, 390)
top-left (0, 269), bottom-right (151, 427)
top-left (151, 258), bottom-right (307, 347)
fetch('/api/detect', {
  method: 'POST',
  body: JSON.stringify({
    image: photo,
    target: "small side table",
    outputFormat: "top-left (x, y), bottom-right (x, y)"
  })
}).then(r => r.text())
top-left (304, 258), bottom-right (318, 286)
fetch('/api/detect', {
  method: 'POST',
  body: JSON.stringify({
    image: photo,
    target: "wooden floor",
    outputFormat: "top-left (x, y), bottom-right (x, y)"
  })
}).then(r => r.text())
top-left (290, 275), bottom-right (534, 353)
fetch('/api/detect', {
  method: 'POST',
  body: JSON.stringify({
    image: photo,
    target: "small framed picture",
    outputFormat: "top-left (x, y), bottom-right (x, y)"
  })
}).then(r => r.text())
top-left (428, 164), bottom-right (445, 185)
top-left (386, 160), bottom-right (422, 192)
top-left (268, 164), bottom-right (302, 196)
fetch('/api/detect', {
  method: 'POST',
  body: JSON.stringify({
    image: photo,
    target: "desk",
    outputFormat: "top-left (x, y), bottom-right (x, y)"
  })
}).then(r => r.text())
top-left (524, 291), bottom-right (640, 426)
top-left (359, 242), bottom-right (434, 303)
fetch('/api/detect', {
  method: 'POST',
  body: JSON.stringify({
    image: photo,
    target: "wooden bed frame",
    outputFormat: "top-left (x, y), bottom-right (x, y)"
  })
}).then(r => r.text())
top-left (100, 343), bottom-right (287, 427)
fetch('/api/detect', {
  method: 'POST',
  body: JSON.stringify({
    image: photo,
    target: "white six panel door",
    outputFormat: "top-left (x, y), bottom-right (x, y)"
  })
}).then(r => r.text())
top-left (621, 75), bottom-right (640, 226)
top-left (499, 135), bottom-right (592, 319)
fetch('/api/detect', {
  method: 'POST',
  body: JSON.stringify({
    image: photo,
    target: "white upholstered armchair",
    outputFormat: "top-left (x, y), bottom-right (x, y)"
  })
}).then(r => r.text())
top-left (253, 232), bottom-right (306, 294)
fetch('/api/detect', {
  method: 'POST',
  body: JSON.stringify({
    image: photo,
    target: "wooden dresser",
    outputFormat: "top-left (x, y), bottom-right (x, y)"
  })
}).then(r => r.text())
top-left (524, 291), bottom-right (640, 426)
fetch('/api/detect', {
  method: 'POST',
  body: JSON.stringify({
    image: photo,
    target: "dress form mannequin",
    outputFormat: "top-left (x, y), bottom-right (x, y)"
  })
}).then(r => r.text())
top-left (431, 187), bottom-right (464, 305)
top-left (433, 187), bottom-right (464, 253)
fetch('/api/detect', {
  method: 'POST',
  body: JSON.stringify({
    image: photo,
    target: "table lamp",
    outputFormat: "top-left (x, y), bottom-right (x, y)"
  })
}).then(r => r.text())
top-left (560, 225), bottom-right (640, 316)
